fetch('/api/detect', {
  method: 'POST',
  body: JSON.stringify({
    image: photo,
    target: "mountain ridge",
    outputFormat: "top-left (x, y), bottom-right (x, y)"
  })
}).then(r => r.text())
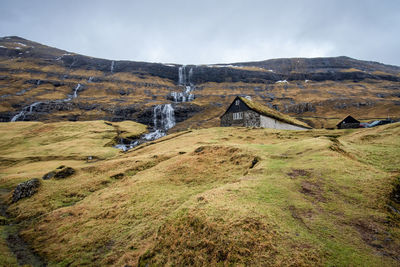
top-left (0, 36), bottom-right (399, 129)
top-left (3, 35), bottom-right (400, 72)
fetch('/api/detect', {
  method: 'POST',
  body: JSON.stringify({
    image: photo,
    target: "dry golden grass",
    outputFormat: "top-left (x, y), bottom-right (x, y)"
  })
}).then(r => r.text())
top-left (0, 122), bottom-right (399, 266)
top-left (0, 120), bottom-right (146, 187)
top-left (340, 68), bottom-right (364, 72)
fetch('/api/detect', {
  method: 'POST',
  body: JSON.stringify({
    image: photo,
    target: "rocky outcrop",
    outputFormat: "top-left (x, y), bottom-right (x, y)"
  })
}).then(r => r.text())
top-left (173, 104), bottom-right (203, 123)
top-left (188, 66), bottom-right (283, 84)
top-left (54, 166), bottom-right (75, 179)
top-left (12, 178), bottom-right (40, 203)
top-left (42, 171), bottom-right (55, 180)
top-left (109, 105), bottom-right (140, 121)
top-left (24, 79), bottom-right (64, 87)
top-left (60, 55), bottom-right (179, 81)
top-left (285, 103), bottom-right (316, 114)
top-left (42, 166), bottom-right (75, 180)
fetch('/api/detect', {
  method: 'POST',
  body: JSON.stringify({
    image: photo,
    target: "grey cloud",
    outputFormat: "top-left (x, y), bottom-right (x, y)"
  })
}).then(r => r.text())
top-left (0, 0), bottom-right (399, 65)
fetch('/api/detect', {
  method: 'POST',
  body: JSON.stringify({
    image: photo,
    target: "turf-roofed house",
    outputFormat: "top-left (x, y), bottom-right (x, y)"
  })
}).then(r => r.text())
top-left (220, 96), bottom-right (311, 130)
top-left (336, 115), bottom-right (360, 129)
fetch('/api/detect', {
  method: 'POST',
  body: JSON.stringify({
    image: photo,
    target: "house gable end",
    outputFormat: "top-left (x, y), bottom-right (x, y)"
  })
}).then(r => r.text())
top-left (220, 96), bottom-right (252, 118)
top-left (337, 115), bottom-right (360, 126)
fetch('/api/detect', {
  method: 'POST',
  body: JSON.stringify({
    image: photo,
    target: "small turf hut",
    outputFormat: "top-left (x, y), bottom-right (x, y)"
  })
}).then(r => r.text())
top-left (220, 96), bottom-right (311, 130)
top-left (337, 115), bottom-right (360, 129)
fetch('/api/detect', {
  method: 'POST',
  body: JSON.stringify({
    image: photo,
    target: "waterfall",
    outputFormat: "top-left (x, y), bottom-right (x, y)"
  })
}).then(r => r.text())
top-left (73, 83), bottom-right (82, 98)
top-left (111, 61), bottom-right (115, 73)
top-left (178, 66), bottom-right (186, 85)
top-left (156, 104), bottom-right (175, 131)
top-left (114, 104), bottom-right (176, 151)
top-left (11, 83), bottom-right (83, 122)
top-left (144, 104), bottom-right (175, 140)
top-left (170, 65), bottom-right (195, 102)
top-left (189, 67), bottom-right (193, 85)
top-left (11, 101), bottom-right (43, 122)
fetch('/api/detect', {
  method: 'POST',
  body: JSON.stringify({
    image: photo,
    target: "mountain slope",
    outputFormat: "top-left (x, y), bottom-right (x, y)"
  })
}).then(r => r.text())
top-left (0, 121), bottom-right (399, 266)
top-left (0, 36), bottom-right (400, 130)
top-left (230, 56), bottom-right (400, 75)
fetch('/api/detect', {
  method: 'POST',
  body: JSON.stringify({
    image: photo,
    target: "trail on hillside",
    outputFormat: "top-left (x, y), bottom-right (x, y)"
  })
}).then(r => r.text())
top-left (0, 188), bottom-right (47, 267)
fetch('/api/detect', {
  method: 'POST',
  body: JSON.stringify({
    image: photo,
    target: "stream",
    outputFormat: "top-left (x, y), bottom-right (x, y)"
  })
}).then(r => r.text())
top-left (115, 65), bottom-right (196, 151)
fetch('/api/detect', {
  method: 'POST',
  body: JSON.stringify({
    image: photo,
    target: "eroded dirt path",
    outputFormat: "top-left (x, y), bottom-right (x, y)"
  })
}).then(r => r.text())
top-left (0, 188), bottom-right (46, 267)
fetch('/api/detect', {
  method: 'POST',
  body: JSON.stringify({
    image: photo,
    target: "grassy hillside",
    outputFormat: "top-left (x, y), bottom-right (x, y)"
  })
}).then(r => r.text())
top-left (0, 121), bottom-right (147, 187)
top-left (0, 121), bottom-right (399, 266)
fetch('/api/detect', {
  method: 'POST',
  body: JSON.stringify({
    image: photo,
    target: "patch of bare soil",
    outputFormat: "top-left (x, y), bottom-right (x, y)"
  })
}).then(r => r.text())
top-left (288, 205), bottom-right (313, 230)
top-left (351, 218), bottom-right (400, 261)
top-left (287, 169), bottom-right (311, 179)
top-left (300, 181), bottom-right (327, 203)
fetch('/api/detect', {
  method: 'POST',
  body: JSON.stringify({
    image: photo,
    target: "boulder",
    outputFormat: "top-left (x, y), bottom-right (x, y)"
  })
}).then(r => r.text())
top-left (42, 166), bottom-right (75, 180)
top-left (12, 178), bottom-right (40, 203)
top-left (42, 171), bottom-right (55, 180)
top-left (53, 167), bottom-right (75, 179)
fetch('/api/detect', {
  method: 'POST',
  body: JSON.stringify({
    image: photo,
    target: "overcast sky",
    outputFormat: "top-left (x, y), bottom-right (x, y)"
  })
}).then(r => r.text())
top-left (1, 0), bottom-right (399, 65)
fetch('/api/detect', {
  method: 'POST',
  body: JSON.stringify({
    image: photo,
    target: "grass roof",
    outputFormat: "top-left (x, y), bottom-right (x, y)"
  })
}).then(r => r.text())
top-left (238, 96), bottom-right (312, 129)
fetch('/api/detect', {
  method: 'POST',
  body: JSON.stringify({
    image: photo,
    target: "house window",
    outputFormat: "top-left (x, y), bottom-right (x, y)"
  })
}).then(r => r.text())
top-left (233, 112), bottom-right (243, 120)
top-left (235, 100), bottom-right (240, 106)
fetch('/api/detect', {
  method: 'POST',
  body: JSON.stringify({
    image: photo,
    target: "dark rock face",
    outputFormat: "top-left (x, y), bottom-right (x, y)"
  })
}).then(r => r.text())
top-left (173, 104), bottom-right (203, 124)
top-left (57, 56), bottom-right (400, 84)
top-left (110, 105), bottom-right (140, 121)
top-left (136, 107), bottom-right (154, 126)
top-left (232, 56), bottom-right (400, 76)
top-left (12, 178), bottom-right (40, 203)
top-left (25, 79), bottom-right (64, 87)
top-left (3, 101), bottom-right (100, 122)
top-left (61, 55), bottom-right (179, 80)
top-left (0, 112), bottom-right (13, 122)
top-left (188, 66), bottom-right (283, 84)
top-left (286, 103), bottom-right (316, 114)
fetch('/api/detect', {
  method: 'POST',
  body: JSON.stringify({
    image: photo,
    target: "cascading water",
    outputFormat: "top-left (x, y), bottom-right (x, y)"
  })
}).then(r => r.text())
top-left (72, 83), bottom-right (82, 98)
top-left (111, 61), bottom-right (115, 73)
top-left (11, 83), bottom-right (83, 122)
top-left (143, 103), bottom-right (175, 141)
top-left (152, 104), bottom-right (175, 131)
top-left (11, 101), bottom-right (43, 122)
top-left (115, 104), bottom-right (176, 151)
top-left (170, 65), bottom-right (195, 102)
